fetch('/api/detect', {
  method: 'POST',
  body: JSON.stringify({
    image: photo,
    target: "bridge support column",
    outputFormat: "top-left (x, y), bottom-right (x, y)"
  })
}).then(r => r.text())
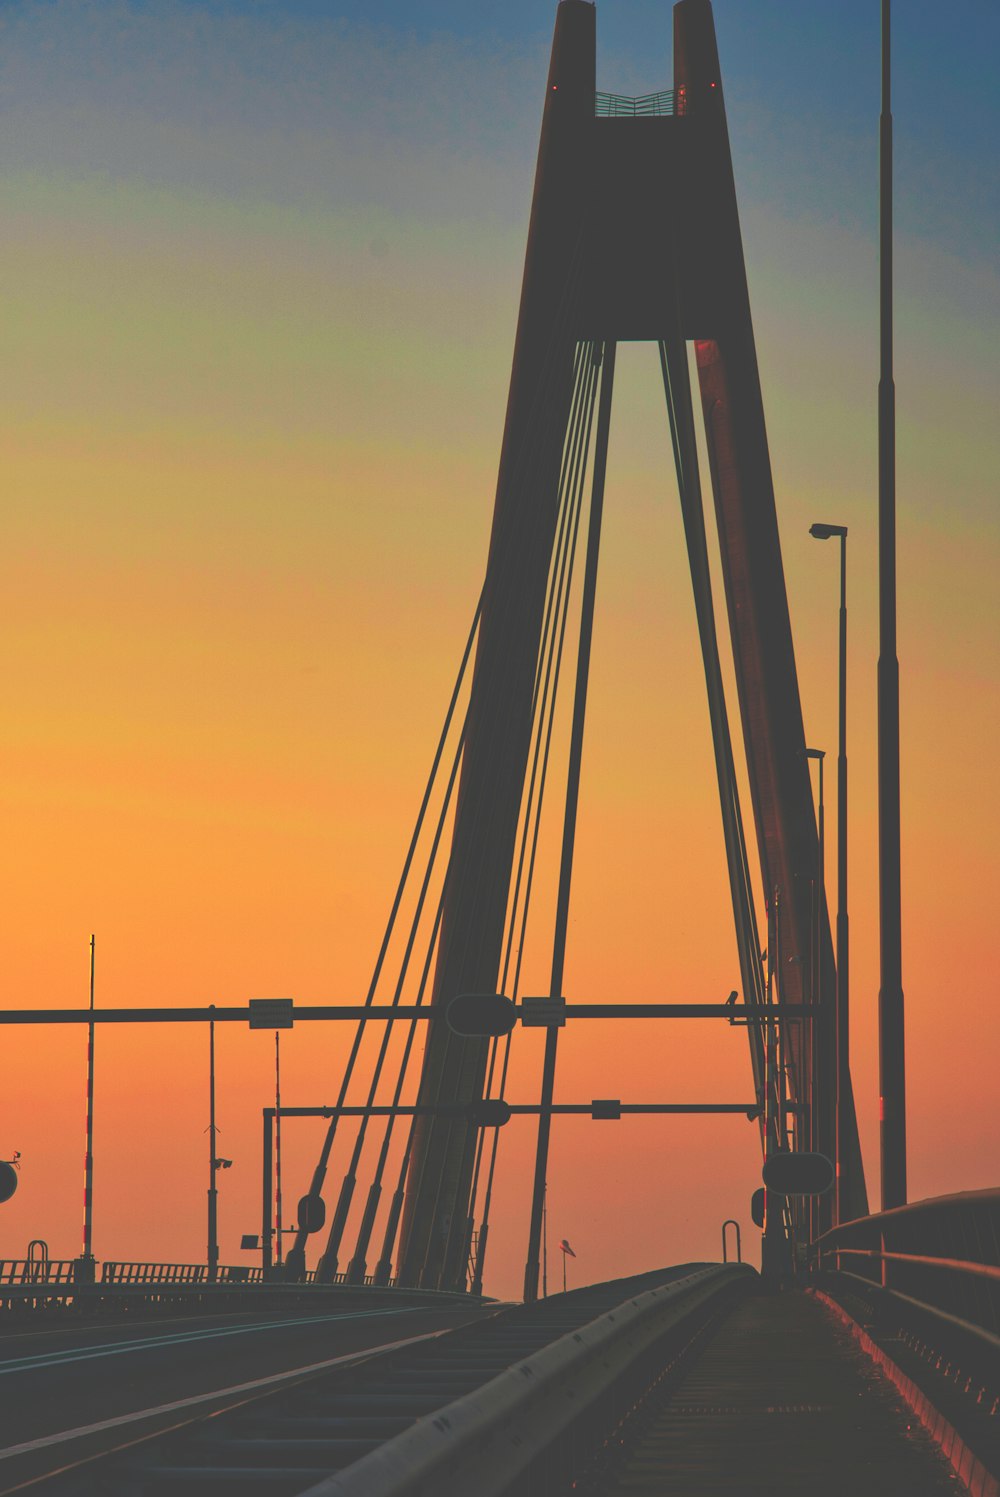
top-left (396, 0), bottom-right (596, 1293)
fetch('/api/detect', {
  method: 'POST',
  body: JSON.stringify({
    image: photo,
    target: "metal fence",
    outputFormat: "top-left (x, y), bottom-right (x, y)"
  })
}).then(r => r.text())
top-left (100, 1261), bottom-right (274, 1285)
top-left (0, 1258), bottom-right (77, 1285)
top-left (815, 1188), bottom-right (1000, 1393)
top-left (594, 89), bottom-right (680, 118)
top-left (0, 1258), bottom-right (392, 1290)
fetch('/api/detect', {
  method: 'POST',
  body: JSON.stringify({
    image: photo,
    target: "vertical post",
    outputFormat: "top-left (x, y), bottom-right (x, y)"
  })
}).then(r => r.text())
top-left (523, 342), bottom-right (615, 1305)
top-left (207, 1008), bottom-right (218, 1282)
top-left (836, 533), bottom-right (849, 1226)
top-left (816, 752), bottom-right (830, 1233)
top-left (562, 1249), bottom-right (567, 1296)
top-left (262, 1109), bottom-right (273, 1276)
top-left (878, 0), bottom-right (906, 1210)
top-left (80, 935), bottom-right (96, 1282)
top-left (808, 872), bottom-right (817, 1245)
top-left (805, 748), bottom-right (827, 1237)
top-left (397, 0), bottom-right (595, 1292)
top-left (274, 1033), bottom-right (283, 1267)
top-left (761, 890), bottom-right (790, 1279)
top-left (542, 1179), bottom-right (548, 1299)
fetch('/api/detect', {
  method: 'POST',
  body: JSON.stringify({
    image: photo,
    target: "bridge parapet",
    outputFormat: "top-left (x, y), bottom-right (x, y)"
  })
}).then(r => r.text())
top-left (816, 1188), bottom-right (1000, 1420)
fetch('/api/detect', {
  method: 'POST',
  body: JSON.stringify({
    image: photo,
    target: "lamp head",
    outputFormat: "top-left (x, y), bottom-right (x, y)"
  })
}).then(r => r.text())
top-left (805, 747), bottom-right (826, 761)
top-left (809, 522), bottom-right (848, 540)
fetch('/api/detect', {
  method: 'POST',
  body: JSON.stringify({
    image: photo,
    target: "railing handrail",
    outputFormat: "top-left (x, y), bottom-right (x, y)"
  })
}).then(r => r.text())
top-left (594, 88), bottom-right (679, 118)
top-left (833, 1246), bottom-right (1000, 1286)
top-left (0, 1258), bottom-right (77, 1285)
top-left (814, 1187), bottom-right (1000, 1386)
top-left (819, 1186), bottom-right (1000, 1243)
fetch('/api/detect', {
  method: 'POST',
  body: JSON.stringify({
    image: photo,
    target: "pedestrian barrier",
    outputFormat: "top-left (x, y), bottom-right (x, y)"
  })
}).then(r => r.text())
top-left (816, 1189), bottom-right (1000, 1404)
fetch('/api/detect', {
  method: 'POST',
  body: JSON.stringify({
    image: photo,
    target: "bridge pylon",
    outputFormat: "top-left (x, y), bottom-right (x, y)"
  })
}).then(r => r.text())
top-left (385, 0), bottom-right (869, 1292)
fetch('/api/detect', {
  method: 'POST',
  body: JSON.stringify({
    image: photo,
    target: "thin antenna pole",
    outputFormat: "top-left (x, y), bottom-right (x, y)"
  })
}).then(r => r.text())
top-left (275, 1032), bottom-right (284, 1266)
top-left (877, 0), bottom-right (906, 1209)
top-left (82, 935), bottom-right (96, 1275)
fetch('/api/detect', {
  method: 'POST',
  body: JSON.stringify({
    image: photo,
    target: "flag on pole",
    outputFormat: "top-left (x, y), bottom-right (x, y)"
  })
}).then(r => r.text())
top-left (559, 1238), bottom-right (576, 1258)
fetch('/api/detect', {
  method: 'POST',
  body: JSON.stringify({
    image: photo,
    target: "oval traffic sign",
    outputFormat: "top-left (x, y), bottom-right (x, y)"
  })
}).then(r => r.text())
top-left (0, 1162), bottom-right (18, 1205)
top-left (762, 1151), bottom-right (834, 1197)
top-left (297, 1193), bottom-right (326, 1233)
top-left (447, 994), bottom-right (516, 1038)
top-left (470, 1099), bottom-right (512, 1128)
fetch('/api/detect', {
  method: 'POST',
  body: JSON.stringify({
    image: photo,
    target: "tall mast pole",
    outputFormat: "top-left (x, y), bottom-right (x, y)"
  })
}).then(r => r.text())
top-left (207, 1008), bottom-right (218, 1282)
top-left (275, 1031), bottom-right (284, 1266)
top-left (836, 533), bottom-right (849, 1226)
top-left (877, 0), bottom-right (906, 1209)
top-left (81, 934), bottom-right (96, 1278)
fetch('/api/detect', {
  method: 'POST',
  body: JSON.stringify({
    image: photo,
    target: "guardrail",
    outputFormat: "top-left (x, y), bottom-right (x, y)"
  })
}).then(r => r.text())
top-left (320, 1262), bottom-right (754, 1497)
top-left (815, 1188), bottom-right (1000, 1394)
top-left (0, 1258), bottom-right (77, 1285)
top-left (93, 1262), bottom-right (383, 1287)
top-left (100, 1262), bottom-right (271, 1284)
top-left (595, 89), bottom-right (679, 117)
top-left (0, 1260), bottom-right (379, 1288)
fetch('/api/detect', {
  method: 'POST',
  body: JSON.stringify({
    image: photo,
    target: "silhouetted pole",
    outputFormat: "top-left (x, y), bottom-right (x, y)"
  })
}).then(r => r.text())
top-left (542, 1181), bottom-right (548, 1299)
top-left (878, 0), bottom-right (906, 1210)
top-left (810, 523), bottom-right (849, 1225)
top-left (80, 934), bottom-right (96, 1280)
top-left (805, 748), bottom-right (826, 1237)
top-left (262, 1109), bottom-right (273, 1276)
top-left (207, 1008), bottom-right (218, 1282)
top-left (274, 1031), bottom-right (284, 1267)
top-left (837, 540), bottom-right (849, 1224)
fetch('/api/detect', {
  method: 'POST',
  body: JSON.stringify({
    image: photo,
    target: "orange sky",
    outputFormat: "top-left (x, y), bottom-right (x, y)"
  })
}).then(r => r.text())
top-left (2, 2), bottom-right (998, 1300)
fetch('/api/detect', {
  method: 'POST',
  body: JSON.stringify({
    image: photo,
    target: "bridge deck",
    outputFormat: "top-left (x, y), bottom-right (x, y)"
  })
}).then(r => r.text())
top-left (608, 1290), bottom-right (962, 1495)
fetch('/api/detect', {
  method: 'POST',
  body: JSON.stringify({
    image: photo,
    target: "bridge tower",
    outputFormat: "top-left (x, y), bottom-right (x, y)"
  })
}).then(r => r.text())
top-left (392, 0), bottom-right (867, 1292)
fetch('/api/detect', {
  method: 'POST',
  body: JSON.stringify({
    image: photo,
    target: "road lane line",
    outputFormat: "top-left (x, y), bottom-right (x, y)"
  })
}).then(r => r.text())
top-left (0, 1306), bottom-right (430, 1376)
top-left (0, 1327), bottom-right (448, 1461)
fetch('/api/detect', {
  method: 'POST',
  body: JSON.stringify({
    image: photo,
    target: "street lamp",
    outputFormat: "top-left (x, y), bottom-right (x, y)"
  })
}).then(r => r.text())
top-left (810, 522), bottom-right (849, 1227)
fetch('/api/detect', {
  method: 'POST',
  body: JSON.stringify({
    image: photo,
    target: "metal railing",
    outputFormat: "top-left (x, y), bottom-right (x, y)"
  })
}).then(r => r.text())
top-left (595, 89), bottom-right (679, 118)
top-left (101, 1261), bottom-right (206, 1284)
top-left (0, 1257), bottom-right (392, 1294)
top-left (0, 1258), bottom-right (77, 1285)
top-left (815, 1188), bottom-right (1000, 1390)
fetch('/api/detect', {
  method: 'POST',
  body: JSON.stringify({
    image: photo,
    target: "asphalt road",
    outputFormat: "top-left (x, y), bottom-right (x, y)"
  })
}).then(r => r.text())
top-left (0, 1299), bottom-right (491, 1491)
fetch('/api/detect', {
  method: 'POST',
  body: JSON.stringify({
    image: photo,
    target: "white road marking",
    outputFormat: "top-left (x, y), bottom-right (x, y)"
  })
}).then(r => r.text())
top-left (0, 1305), bottom-right (430, 1376)
top-left (0, 1327), bottom-right (446, 1461)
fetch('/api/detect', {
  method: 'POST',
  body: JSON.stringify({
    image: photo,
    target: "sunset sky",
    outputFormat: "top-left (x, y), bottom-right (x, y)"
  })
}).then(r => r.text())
top-left (2, 0), bottom-right (998, 1300)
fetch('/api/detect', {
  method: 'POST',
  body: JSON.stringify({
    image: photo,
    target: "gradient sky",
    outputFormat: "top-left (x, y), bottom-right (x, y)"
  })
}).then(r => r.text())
top-left (2, 0), bottom-right (998, 1299)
